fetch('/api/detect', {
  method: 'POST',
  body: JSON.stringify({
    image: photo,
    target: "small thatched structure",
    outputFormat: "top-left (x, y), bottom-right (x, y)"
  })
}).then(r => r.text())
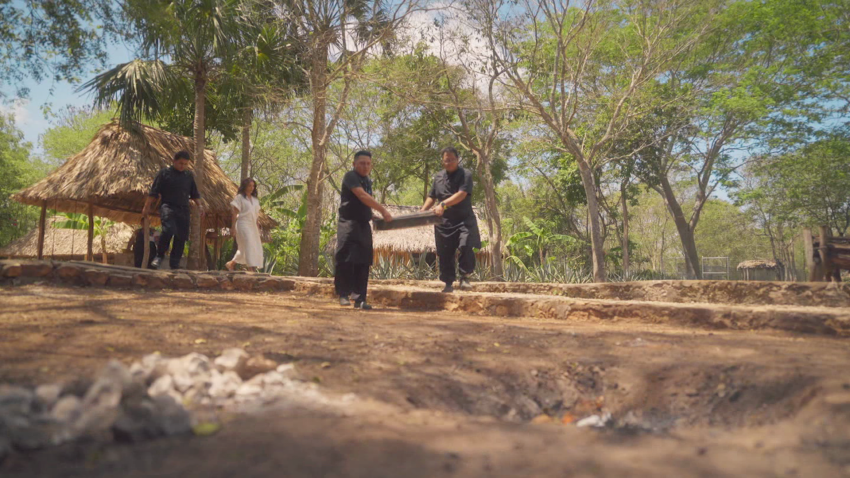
top-left (737, 259), bottom-right (784, 281)
top-left (329, 205), bottom-right (493, 265)
top-left (11, 120), bottom-right (275, 265)
top-left (0, 216), bottom-right (134, 262)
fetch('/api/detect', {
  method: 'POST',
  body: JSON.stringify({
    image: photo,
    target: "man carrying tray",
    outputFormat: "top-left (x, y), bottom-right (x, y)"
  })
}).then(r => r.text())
top-left (335, 150), bottom-right (393, 310)
top-left (421, 147), bottom-right (481, 292)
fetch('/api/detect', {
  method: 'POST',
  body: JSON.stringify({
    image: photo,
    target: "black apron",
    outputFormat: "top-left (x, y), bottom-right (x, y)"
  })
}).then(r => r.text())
top-left (160, 204), bottom-right (191, 241)
top-left (335, 220), bottom-right (373, 265)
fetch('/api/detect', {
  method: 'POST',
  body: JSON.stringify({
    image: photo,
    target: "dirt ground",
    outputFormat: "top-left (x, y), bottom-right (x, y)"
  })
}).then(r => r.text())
top-left (2, 284), bottom-right (850, 477)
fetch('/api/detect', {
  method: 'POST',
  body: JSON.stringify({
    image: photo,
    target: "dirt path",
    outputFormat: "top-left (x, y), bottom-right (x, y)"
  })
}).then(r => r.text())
top-left (2, 284), bottom-right (850, 477)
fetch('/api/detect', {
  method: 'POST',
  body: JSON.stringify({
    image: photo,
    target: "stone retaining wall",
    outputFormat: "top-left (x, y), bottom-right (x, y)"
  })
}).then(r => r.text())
top-left (0, 260), bottom-right (294, 292)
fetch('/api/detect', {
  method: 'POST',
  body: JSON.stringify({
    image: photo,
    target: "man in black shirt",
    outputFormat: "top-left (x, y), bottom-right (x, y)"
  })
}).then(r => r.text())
top-left (335, 150), bottom-right (392, 310)
top-left (142, 150), bottom-right (201, 270)
top-left (421, 147), bottom-right (481, 292)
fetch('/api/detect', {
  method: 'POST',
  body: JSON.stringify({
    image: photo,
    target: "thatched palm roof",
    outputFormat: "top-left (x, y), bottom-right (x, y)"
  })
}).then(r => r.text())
top-left (737, 259), bottom-right (783, 270)
top-left (0, 217), bottom-right (134, 258)
top-left (11, 120), bottom-right (276, 232)
top-left (330, 205), bottom-right (493, 254)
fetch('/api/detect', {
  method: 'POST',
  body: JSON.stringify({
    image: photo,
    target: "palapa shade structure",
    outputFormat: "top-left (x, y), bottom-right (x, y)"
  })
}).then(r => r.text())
top-left (11, 120), bottom-right (276, 264)
top-left (0, 216), bottom-right (134, 260)
top-left (736, 259), bottom-right (784, 281)
top-left (329, 205), bottom-right (493, 264)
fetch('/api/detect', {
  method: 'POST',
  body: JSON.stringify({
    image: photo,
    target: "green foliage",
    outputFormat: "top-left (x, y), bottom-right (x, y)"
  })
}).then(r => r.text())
top-left (40, 107), bottom-right (116, 165)
top-left (0, 113), bottom-right (42, 248)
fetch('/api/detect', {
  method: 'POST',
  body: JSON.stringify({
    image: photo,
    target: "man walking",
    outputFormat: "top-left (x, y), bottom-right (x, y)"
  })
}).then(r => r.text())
top-left (421, 147), bottom-right (481, 292)
top-left (335, 150), bottom-right (392, 310)
top-left (142, 150), bottom-right (201, 270)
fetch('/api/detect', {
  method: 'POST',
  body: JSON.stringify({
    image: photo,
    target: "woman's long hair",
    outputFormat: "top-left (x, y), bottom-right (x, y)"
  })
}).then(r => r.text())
top-left (238, 177), bottom-right (259, 198)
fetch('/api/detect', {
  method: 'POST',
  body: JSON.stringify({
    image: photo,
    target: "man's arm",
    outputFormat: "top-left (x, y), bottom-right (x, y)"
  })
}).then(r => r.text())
top-left (421, 197), bottom-right (436, 211)
top-left (351, 187), bottom-right (392, 222)
top-left (431, 191), bottom-right (467, 217)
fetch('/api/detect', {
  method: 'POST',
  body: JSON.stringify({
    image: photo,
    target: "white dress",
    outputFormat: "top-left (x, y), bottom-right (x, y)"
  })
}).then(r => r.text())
top-left (230, 194), bottom-right (264, 268)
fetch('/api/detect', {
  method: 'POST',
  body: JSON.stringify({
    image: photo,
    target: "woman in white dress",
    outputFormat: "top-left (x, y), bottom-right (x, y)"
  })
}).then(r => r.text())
top-left (226, 178), bottom-right (263, 272)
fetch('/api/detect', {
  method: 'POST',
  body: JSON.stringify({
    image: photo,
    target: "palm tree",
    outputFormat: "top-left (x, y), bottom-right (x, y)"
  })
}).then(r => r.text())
top-left (81, 0), bottom-right (240, 270)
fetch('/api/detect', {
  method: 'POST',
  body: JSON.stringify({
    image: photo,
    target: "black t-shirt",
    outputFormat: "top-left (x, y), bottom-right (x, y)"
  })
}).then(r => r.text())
top-left (429, 166), bottom-right (474, 224)
top-left (339, 170), bottom-right (373, 222)
top-left (149, 166), bottom-right (200, 208)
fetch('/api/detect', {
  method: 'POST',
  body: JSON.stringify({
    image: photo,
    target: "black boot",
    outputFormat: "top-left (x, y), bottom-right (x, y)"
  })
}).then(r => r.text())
top-left (441, 283), bottom-right (454, 293)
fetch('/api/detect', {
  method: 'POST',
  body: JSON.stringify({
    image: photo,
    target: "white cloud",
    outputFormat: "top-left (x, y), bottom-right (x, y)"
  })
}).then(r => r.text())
top-left (0, 98), bottom-right (31, 125)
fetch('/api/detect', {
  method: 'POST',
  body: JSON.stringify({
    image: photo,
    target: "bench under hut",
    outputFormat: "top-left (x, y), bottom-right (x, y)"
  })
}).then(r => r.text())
top-left (10, 120), bottom-right (276, 269)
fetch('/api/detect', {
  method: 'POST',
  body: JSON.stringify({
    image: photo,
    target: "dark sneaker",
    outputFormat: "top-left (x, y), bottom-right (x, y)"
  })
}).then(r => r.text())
top-left (441, 283), bottom-right (454, 293)
top-left (150, 256), bottom-right (162, 270)
top-left (459, 276), bottom-right (472, 291)
top-left (354, 301), bottom-right (372, 310)
top-left (339, 296), bottom-right (351, 306)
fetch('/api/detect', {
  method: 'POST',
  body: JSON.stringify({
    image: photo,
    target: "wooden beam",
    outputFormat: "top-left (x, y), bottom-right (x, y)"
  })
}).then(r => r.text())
top-left (803, 228), bottom-right (816, 282)
top-left (214, 215), bottom-right (221, 270)
top-left (141, 217), bottom-right (150, 269)
top-left (87, 202), bottom-right (94, 262)
top-left (37, 201), bottom-right (47, 260)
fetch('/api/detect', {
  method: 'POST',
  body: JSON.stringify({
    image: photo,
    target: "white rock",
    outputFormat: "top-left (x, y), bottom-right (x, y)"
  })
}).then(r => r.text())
top-left (209, 371), bottom-right (242, 399)
top-left (235, 381), bottom-right (263, 397)
top-left (576, 412), bottom-right (612, 428)
top-left (167, 353), bottom-right (212, 378)
top-left (0, 385), bottom-right (34, 416)
top-left (83, 360), bottom-right (134, 409)
top-left (148, 375), bottom-right (183, 404)
top-left (260, 371), bottom-right (288, 387)
top-left (151, 395), bottom-right (192, 436)
top-left (215, 348), bottom-right (249, 372)
top-left (171, 371), bottom-right (196, 393)
top-left (51, 396), bottom-right (82, 422)
top-left (35, 384), bottom-right (63, 410)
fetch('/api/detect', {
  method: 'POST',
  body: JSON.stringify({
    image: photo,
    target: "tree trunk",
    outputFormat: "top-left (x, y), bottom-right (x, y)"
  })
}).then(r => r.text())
top-left (657, 176), bottom-right (702, 279)
top-left (240, 108), bottom-right (253, 182)
top-left (37, 202), bottom-right (46, 260)
top-left (142, 217), bottom-right (150, 270)
top-left (298, 47), bottom-right (329, 277)
top-left (101, 226), bottom-right (108, 264)
top-left (575, 158), bottom-right (607, 282)
top-left (189, 66), bottom-right (208, 271)
top-left (620, 182), bottom-right (630, 276)
top-left (474, 151), bottom-right (504, 281)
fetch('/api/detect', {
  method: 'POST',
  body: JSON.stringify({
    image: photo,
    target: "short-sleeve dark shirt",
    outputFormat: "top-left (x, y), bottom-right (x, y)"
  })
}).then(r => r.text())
top-left (149, 166), bottom-right (200, 208)
top-left (429, 166), bottom-right (474, 225)
top-left (339, 170), bottom-right (373, 223)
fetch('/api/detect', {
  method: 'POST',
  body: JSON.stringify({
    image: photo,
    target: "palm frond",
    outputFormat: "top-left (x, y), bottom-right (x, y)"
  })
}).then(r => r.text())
top-left (78, 59), bottom-right (174, 127)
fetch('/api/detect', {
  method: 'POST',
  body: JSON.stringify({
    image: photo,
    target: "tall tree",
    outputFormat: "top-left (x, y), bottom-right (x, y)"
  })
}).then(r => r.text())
top-left (472, 0), bottom-right (716, 282)
top-left (82, 0), bottom-right (241, 269)
top-left (273, 0), bottom-right (422, 276)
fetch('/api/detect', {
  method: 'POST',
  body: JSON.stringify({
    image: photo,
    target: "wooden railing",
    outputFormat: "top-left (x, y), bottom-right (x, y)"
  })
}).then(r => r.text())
top-left (803, 227), bottom-right (850, 282)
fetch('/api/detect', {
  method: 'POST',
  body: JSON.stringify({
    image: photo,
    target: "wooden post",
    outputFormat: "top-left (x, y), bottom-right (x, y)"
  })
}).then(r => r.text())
top-left (87, 202), bottom-right (94, 262)
top-left (803, 228), bottom-right (817, 282)
top-left (214, 215), bottom-right (221, 270)
top-left (37, 201), bottom-right (47, 260)
top-left (819, 226), bottom-right (832, 282)
top-left (141, 216), bottom-right (150, 269)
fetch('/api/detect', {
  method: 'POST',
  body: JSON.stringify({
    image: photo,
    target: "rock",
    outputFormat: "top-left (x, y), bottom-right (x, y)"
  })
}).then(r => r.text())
top-left (171, 273), bottom-right (195, 289)
top-left (0, 385), bottom-right (34, 416)
top-left (235, 379), bottom-right (263, 397)
top-left (214, 348), bottom-right (249, 372)
top-left (51, 396), bottom-right (82, 422)
top-left (129, 353), bottom-right (166, 385)
top-left (108, 273), bottom-right (134, 287)
top-left (166, 353), bottom-right (212, 391)
top-left (21, 261), bottom-right (53, 278)
top-left (55, 264), bottom-right (82, 281)
top-left (73, 361), bottom-right (133, 435)
top-left (0, 435), bottom-right (9, 464)
top-left (232, 275), bottom-right (255, 291)
top-left (575, 412), bottom-right (612, 428)
top-left (1, 263), bottom-right (22, 278)
top-left (255, 278), bottom-right (280, 291)
top-left (195, 276), bottom-right (219, 289)
top-left (9, 415), bottom-right (58, 450)
top-left (152, 395), bottom-right (192, 436)
top-left (147, 375), bottom-right (182, 404)
top-left (219, 278), bottom-right (235, 291)
top-left (276, 363), bottom-right (304, 381)
top-left (236, 355), bottom-right (278, 381)
top-left (209, 371), bottom-right (242, 399)
top-left (35, 384), bottom-right (63, 411)
top-left (84, 269), bottom-right (109, 286)
top-left (88, 360), bottom-right (140, 403)
top-left (112, 397), bottom-right (161, 443)
top-left (133, 273), bottom-right (166, 289)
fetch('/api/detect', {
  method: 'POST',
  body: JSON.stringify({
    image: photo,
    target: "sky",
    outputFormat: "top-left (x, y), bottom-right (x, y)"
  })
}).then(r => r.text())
top-left (2, 46), bottom-right (132, 155)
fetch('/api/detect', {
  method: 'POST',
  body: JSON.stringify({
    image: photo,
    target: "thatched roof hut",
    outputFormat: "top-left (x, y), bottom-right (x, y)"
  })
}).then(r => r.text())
top-left (12, 120), bottom-right (275, 232)
top-left (737, 259), bottom-right (784, 281)
top-left (329, 205), bottom-right (493, 264)
top-left (0, 216), bottom-right (134, 259)
top-left (736, 259), bottom-right (783, 270)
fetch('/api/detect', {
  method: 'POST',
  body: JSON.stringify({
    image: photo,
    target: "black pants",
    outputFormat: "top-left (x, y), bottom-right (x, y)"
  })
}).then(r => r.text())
top-left (334, 262), bottom-right (370, 301)
top-left (436, 228), bottom-right (477, 284)
top-left (157, 205), bottom-right (190, 269)
top-left (157, 230), bottom-right (186, 269)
